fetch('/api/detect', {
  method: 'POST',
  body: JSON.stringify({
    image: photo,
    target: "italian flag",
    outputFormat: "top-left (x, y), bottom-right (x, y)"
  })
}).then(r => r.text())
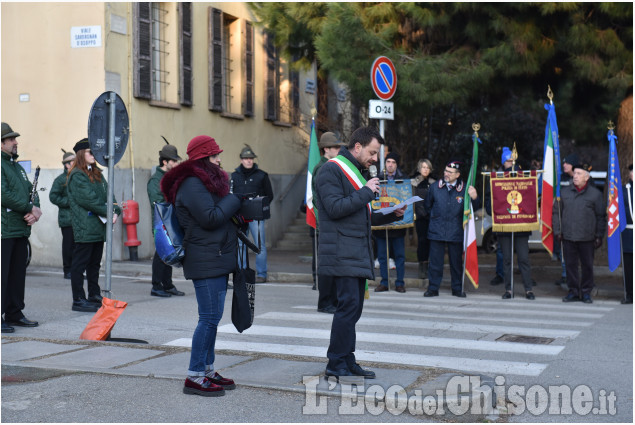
top-left (463, 133), bottom-right (479, 289)
top-left (540, 103), bottom-right (561, 256)
top-left (305, 118), bottom-right (321, 228)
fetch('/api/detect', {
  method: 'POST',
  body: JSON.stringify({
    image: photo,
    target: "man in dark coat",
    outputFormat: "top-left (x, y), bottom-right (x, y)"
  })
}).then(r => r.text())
top-left (621, 164), bottom-right (633, 304)
top-left (374, 152), bottom-right (408, 293)
top-left (554, 163), bottom-right (606, 304)
top-left (147, 143), bottom-right (184, 297)
top-left (311, 132), bottom-right (345, 313)
top-left (1, 122), bottom-right (42, 333)
top-left (49, 151), bottom-right (76, 279)
top-left (423, 159), bottom-right (478, 298)
top-left (231, 145), bottom-right (274, 283)
top-left (314, 126), bottom-right (405, 380)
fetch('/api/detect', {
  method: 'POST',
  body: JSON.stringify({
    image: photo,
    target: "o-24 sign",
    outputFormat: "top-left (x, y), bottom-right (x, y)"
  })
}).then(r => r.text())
top-left (369, 56), bottom-right (396, 120)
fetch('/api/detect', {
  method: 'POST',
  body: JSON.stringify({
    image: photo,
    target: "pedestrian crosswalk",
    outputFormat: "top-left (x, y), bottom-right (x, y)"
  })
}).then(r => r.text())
top-left (164, 291), bottom-right (615, 377)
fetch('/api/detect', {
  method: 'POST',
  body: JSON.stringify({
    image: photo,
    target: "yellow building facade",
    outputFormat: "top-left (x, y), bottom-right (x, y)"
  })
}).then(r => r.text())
top-left (2, 2), bottom-right (316, 265)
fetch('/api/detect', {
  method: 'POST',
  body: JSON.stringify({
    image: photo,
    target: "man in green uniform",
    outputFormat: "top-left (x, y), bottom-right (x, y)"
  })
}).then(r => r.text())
top-left (147, 143), bottom-right (184, 297)
top-left (1, 122), bottom-right (42, 333)
top-left (49, 151), bottom-right (76, 279)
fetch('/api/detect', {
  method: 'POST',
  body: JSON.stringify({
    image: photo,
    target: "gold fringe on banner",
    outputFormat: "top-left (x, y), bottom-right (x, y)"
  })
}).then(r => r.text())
top-left (492, 223), bottom-right (540, 232)
top-left (371, 223), bottom-right (415, 230)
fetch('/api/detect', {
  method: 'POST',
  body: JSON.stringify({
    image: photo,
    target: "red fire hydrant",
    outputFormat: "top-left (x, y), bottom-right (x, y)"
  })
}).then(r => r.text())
top-left (122, 200), bottom-right (141, 261)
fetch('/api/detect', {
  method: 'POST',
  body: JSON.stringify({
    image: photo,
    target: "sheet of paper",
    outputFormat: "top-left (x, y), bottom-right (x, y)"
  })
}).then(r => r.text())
top-left (374, 195), bottom-right (423, 215)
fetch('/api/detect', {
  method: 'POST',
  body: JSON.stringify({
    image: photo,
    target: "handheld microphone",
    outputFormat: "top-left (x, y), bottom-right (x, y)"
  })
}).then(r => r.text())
top-left (369, 165), bottom-right (379, 200)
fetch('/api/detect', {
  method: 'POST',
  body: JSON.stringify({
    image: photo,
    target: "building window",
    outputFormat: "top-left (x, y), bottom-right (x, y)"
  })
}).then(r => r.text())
top-left (150, 3), bottom-right (169, 101)
top-left (264, 32), bottom-right (298, 125)
top-left (264, 31), bottom-right (279, 121)
top-left (179, 2), bottom-right (193, 106)
top-left (209, 8), bottom-right (253, 117)
top-left (134, 2), bottom-right (190, 106)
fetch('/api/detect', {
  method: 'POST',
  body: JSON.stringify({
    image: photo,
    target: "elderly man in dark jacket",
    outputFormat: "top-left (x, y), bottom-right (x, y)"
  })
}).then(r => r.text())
top-left (424, 159), bottom-right (478, 298)
top-left (314, 126), bottom-right (405, 380)
top-left (554, 163), bottom-right (606, 304)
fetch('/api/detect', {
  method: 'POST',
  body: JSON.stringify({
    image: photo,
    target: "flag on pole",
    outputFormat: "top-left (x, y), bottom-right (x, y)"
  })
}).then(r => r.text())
top-left (305, 118), bottom-right (321, 228)
top-left (540, 103), bottom-right (562, 255)
top-left (463, 132), bottom-right (480, 288)
top-left (607, 129), bottom-right (626, 272)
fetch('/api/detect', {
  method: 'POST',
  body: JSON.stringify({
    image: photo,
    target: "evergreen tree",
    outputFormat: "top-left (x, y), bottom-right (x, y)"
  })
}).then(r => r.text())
top-left (251, 2), bottom-right (632, 174)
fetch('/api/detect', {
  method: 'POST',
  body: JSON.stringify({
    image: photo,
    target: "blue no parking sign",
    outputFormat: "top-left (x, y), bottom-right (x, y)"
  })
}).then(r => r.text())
top-left (370, 56), bottom-right (397, 100)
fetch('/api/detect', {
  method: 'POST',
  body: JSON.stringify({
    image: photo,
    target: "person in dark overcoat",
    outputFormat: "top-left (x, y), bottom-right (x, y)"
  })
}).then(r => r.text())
top-left (423, 159), bottom-right (478, 298)
top-left (314, 126), bottom-right (405, 380)
top-left (162, 135), bottom-right (242, 397)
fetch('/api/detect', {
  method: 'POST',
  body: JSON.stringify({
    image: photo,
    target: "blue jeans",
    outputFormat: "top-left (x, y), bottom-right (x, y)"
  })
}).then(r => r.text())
top-left (239, 220), bottom-right (267, 278)
top-left (376, 236), bottom-right (405, 287)
top-left (188, 276), bottom-right (227, 376)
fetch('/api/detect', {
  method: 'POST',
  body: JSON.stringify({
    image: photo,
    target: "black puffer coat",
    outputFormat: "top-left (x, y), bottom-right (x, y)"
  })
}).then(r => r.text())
top-left (314, 148), bottom-right (399, 279)
top-left (161, 160), bottom-right (241, 280)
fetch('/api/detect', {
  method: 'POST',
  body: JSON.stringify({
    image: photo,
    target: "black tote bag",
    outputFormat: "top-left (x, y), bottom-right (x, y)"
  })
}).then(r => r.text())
top-left (231, 244), bottom-right (256, 333)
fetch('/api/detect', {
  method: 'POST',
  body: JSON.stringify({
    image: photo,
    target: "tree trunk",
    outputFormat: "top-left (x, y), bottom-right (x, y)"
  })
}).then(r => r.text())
top-left (617, 94), bottom-right (633, 182)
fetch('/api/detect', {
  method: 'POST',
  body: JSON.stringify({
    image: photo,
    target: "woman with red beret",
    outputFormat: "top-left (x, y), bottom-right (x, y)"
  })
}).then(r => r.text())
top-left (161, 135), bottom-right (242, 397)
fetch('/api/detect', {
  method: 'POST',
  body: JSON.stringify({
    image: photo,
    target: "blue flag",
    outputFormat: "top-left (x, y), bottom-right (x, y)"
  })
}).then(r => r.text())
top-left (607, 129), bottom-right (626, 272)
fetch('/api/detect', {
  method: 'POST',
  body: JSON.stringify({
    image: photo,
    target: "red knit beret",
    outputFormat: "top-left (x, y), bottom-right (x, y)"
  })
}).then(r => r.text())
top-left (187, 135), bottom-right (223, 161)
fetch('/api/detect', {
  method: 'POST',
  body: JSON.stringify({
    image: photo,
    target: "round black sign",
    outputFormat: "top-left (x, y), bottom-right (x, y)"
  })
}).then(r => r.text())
top-left (87, 91), bottom-right (129, 166)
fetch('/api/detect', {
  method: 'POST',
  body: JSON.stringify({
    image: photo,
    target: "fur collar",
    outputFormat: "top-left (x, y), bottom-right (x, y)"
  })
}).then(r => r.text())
top-left (161, 160), bottom-right (229, 203)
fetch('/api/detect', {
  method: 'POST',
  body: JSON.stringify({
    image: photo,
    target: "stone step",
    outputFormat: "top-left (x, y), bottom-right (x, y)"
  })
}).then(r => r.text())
top-left (276, 239), bottom-right (313, 250)
top-left (282, 232), bottom-right (311, 241)
top-left (287, 224), bottom-right (309, 233)
top-left (293, 218), bottom-right (309, 226)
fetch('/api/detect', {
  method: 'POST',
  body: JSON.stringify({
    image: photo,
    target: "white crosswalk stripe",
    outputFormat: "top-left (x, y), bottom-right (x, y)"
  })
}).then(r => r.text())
top-left (164, 291), bottom-right (615, 377)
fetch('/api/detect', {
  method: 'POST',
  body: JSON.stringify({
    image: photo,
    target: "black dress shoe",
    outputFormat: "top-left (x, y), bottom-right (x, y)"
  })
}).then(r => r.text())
top-left (452, 290), bottom-right (467, 298)
top-left (317, 305), bottom-right (337, 314)
top-left (324, 367), bottom-right (353, 381)
top-left (8, 317), bottom-right (39, 327)
top-left (395, 286), bottom-right (406, 293)
top-left (423, 289), bottom-right (439, 297)
top-left (502, 291), bottom-right (512, 299)
top-left (1, 322), bottom-right (15, 333)
top-left (562, 293), bottom-right (580, 303)
top-left (490, 275), bottom-right (504, 286)
top-left (165, 287), bottom-right (185, 296)
top-left (64, 272), bottom-right (72, 280)
top-left (374, 285), bottom-right (388, 292)
top-left (525, 291), bottom-right (535, 300)
top-left (87, 294), bottom-right (103, 304)
top-left (349, 363), bottom-right (376, 379)
top-left (72, 299), bottom-right (99, 312)
top-left (151, 288), bottom-right (172, 297)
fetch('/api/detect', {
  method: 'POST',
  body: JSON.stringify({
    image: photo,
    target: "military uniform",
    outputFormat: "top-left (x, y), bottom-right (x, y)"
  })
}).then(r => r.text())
top-left (1, 123), bottom-right (40, 331)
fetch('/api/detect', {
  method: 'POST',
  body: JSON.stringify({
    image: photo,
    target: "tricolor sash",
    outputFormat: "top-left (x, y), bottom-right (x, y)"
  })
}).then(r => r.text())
top-left (329, 155), bottom-right (371, 213)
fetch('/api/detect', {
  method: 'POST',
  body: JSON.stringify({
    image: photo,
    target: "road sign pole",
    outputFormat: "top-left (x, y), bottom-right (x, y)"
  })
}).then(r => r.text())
top-left (103, 92), bottom-right (116, 297)
top-left (379, 119), bottom-right (385, 174)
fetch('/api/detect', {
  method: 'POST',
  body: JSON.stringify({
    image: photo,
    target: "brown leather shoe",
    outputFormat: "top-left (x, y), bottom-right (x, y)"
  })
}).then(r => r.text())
top-left (374, 285), bottom-right (388, 292)
top-left (395, 286), bottom-right (406, 293)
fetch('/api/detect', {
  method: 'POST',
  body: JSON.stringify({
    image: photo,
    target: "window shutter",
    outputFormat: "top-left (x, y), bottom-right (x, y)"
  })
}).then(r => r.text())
top-left (243, 21), bottom-right (254, 117)
top-left (290, 56), bottom-right (300, 125)
top-left (134, 2), bottom-right (152, 99)
top-left (208, 8), bottom-right (223, 111)
top-left (264, 32), bottom-right (278, 121)
top-left (180, 2), bottom-right (193, 106)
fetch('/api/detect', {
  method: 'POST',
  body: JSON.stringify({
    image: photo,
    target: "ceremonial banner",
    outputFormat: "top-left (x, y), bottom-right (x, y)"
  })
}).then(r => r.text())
top-left (490, 171), bottom-right (540, 232)
top-left (607, 129), bottom-right (626, 272)
top-left (371, 180), bottom-right (413, 230)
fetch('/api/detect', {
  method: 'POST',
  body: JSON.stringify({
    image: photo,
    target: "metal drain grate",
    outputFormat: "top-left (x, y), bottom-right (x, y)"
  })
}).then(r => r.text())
top-left (496, 334), bottom-right (555, 345)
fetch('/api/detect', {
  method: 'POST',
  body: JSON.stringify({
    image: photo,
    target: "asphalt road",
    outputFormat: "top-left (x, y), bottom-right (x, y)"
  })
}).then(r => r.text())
top-left (1, 267), bottom-right (632, 423)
